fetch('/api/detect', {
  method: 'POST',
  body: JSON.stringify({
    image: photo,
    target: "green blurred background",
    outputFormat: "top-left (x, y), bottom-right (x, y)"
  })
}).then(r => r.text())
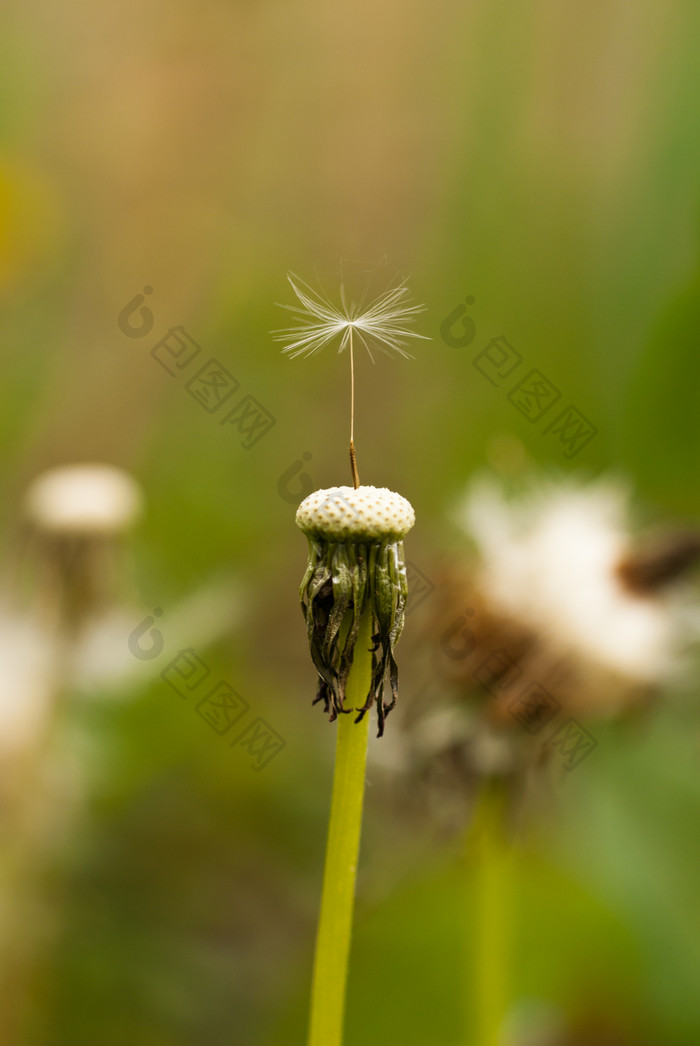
top-left (1, 1), bottom-right (700, 1043)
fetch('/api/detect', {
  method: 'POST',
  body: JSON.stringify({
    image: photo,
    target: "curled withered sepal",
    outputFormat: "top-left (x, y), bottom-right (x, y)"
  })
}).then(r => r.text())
top-left (296, 486), bottom-right (415, 737)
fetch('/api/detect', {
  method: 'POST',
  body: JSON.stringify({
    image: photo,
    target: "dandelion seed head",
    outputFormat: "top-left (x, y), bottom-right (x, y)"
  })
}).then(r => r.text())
top-left (296, 485), bottom-right (415, 542)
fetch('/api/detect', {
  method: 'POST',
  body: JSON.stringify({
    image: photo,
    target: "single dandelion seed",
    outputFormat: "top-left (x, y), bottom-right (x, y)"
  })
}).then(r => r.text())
top-left (275, 271), bottom-right (428, 488)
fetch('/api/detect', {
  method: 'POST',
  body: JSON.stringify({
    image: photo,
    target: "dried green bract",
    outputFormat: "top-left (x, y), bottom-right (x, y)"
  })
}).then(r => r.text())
top-left (296, 485), bottom-right (415, 737)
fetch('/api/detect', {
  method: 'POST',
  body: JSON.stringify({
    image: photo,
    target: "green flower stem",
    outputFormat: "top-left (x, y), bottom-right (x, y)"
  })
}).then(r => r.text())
top-left (467, 779), bottom-right (513, 1046)
top-left (308, 608), bottom-right (373, 1046)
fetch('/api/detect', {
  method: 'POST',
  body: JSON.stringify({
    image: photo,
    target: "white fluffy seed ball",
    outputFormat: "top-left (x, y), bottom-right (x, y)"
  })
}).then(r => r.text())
top-left (24, 464), bottom-right (143, 536)
top-left (296, 485), bottom-right (415, 542)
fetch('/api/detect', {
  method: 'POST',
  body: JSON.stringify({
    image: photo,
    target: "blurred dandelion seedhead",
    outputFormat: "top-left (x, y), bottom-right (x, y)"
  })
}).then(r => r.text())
top-left (20, 463), bottom-right (143, 626)
top-left (24, 464), bottom-right (143, 536)
top-left (455, 475), bottom-right (700, 692)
